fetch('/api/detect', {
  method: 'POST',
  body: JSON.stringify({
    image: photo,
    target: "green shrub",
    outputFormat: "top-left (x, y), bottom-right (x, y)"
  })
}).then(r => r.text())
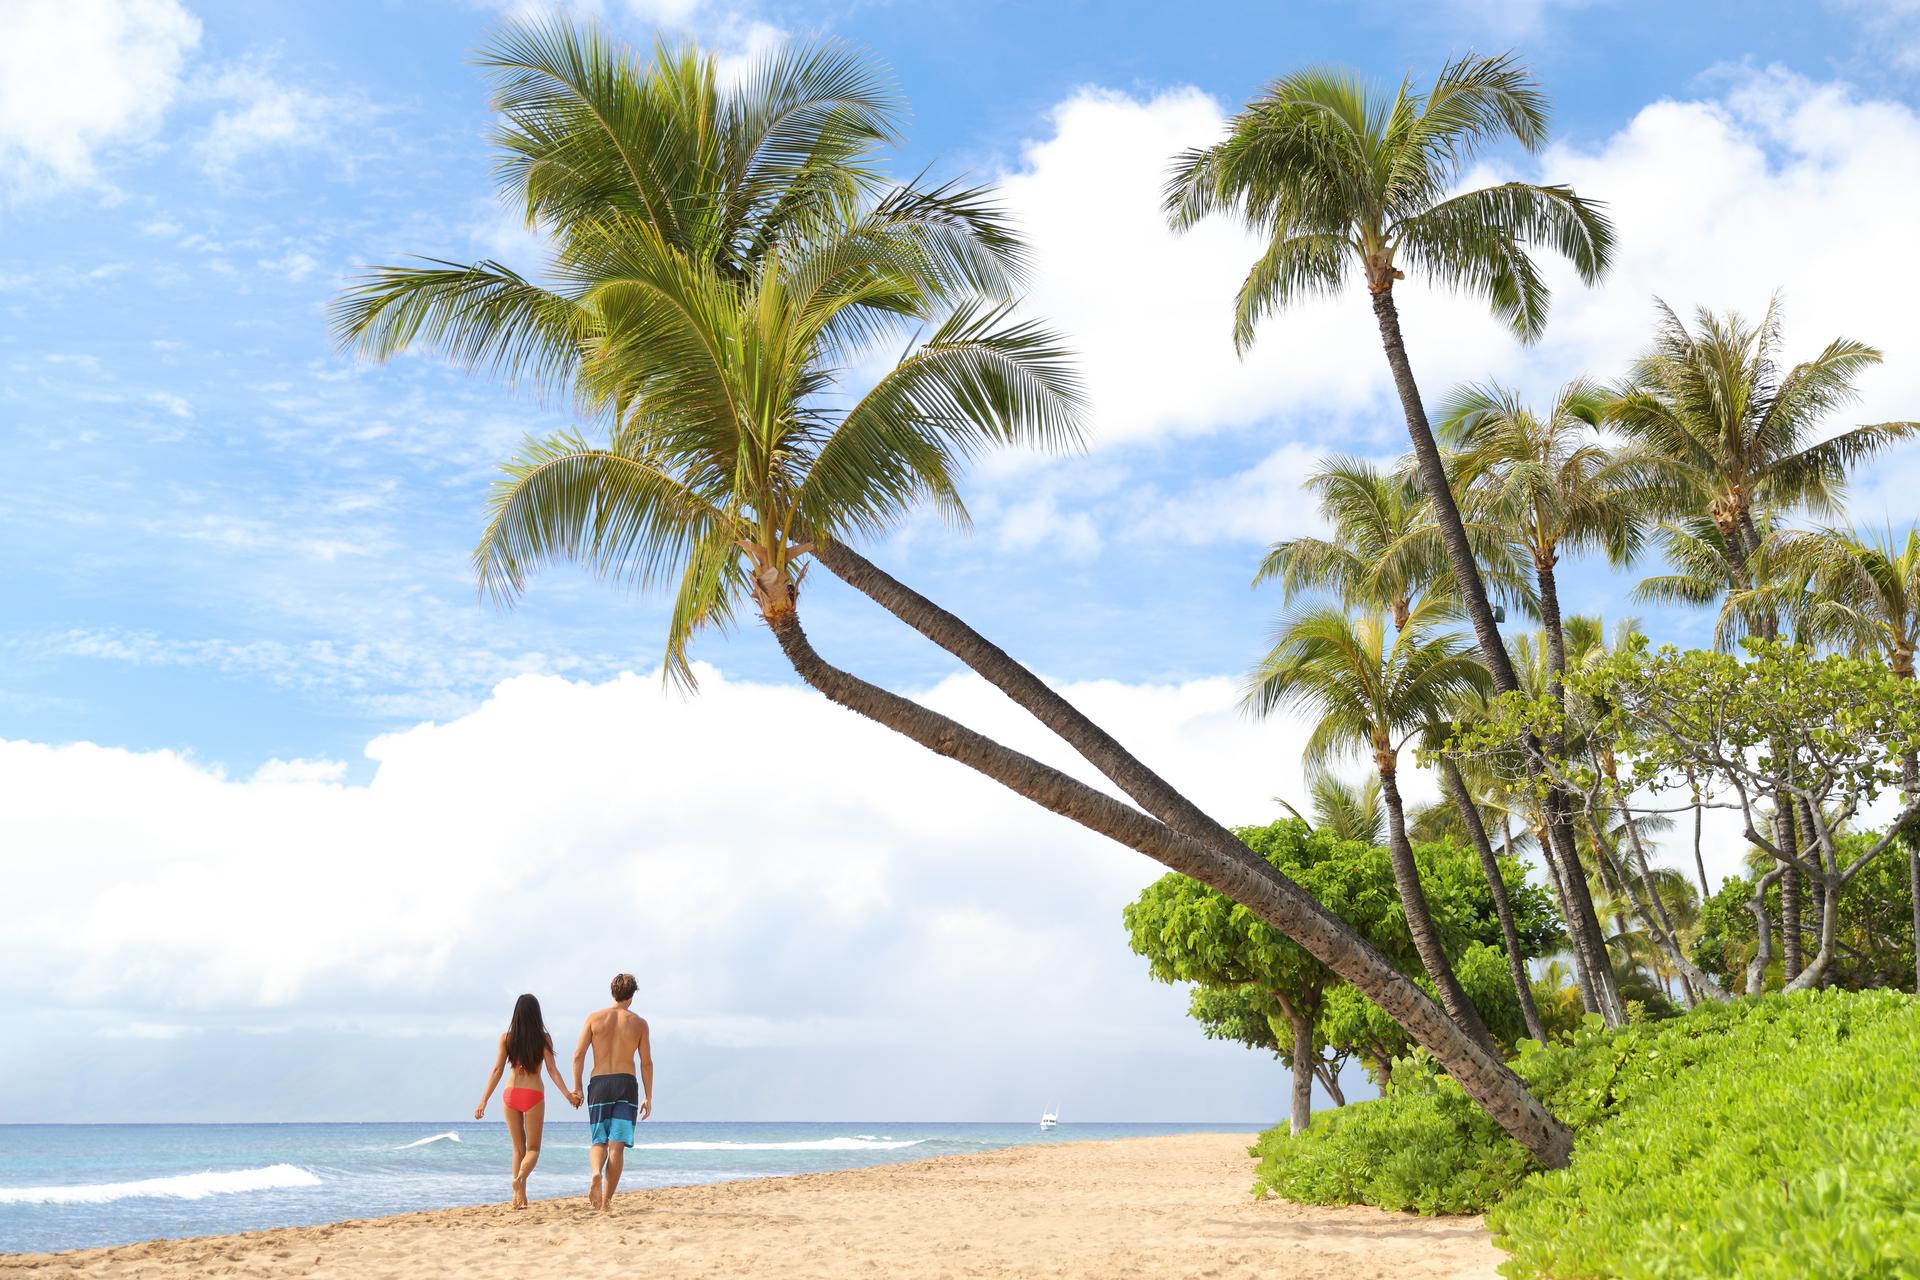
top-left (1249, 989), bottom-right (1920, 1278)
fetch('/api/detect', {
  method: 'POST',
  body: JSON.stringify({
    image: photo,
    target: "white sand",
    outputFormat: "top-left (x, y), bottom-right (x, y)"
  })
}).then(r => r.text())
top-left (0, 1133), bottom-right (1504, 1279)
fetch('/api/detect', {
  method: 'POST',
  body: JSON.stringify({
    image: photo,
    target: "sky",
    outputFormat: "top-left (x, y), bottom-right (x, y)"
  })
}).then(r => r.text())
top-left (3, 0), bottom-right (1920, 1124)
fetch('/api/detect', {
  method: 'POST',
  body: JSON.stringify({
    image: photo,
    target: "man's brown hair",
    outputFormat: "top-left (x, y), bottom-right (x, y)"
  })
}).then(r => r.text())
top-left (611, 972), bottom-right (638, 1003)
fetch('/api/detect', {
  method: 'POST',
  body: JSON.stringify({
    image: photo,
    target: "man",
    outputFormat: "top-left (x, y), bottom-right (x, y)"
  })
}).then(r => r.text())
top-left (573, 971), bottom-right (654, 1212)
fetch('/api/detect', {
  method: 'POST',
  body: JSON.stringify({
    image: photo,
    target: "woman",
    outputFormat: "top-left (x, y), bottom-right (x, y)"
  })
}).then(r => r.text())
top-left (475, 993), bottom-right (581, 1208)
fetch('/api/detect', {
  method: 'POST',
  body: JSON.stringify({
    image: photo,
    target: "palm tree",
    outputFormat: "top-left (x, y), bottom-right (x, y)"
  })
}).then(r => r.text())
top-left (1440, 378), bottom-right (1645, 686)
top-left (1257, 455), bottom-right (1530, 628)
top-left (1786, 523), bottom-right (1920, 988)
top-left (1162, 58), bottom-right (1622, 1023)
top-left (334, 20), bottom-right (1574, 1165)
top-left (1165, 54), bottom-right (1612, 698)
top-left (1247, 600), bottom-right (1498, 1050)
top-left (1612, 297), bottom-right (1919, 596)
top-left (1615, 300), bottom-right (1917, 986)
top-left (1283, 770), bottom-right (1387, 845)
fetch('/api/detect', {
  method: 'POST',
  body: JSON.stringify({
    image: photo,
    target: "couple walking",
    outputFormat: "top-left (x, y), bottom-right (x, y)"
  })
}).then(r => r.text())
top-left (474, 972), bottom-right (656, 1211)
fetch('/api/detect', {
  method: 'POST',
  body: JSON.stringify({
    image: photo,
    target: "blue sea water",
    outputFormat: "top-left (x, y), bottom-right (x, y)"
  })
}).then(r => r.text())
top-left (0, 1121), bottom-right (1267, 1255)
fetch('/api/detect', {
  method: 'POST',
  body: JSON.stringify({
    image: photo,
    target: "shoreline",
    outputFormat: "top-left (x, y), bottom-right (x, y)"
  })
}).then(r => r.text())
top-left (0, 1133), bottom-right (1503, 1279)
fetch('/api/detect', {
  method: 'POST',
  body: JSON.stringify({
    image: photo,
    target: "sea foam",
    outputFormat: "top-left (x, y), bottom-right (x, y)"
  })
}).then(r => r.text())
top-left (392, 1131), bottom-right (462, 1150)
top-left (0, 1164), bottom-right (321, 1206)
top-left (631, 1137), bottom-right (925, 1152)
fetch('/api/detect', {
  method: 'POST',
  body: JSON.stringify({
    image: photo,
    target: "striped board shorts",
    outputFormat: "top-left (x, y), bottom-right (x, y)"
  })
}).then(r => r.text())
top-left (587, 1073), bottom-right (639, 1148)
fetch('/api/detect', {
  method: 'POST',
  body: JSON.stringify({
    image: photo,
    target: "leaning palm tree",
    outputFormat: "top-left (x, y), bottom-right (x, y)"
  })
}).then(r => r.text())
top-left (1247, 600), bottom-right (1497, 1050)
top-left (1165, 54), bottom-right (1613, 697)
top-left (334, 20), bottom-right (1573, 1165)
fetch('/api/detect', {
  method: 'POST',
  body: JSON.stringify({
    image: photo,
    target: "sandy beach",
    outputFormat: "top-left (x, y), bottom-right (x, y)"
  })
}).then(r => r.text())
top-left (0, 1133), bottom-right (1501, 1280)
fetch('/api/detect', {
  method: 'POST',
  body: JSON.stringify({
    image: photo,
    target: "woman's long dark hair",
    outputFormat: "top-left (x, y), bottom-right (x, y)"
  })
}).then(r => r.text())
top-left (506, 993), bottom-right (551, 1072)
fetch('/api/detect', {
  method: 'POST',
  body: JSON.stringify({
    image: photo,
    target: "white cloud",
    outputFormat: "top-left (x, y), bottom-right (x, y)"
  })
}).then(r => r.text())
top-left (1830, 0), bottom-right (1920, 68)
top-left (258, 249), bottom-right (318, 282)
top-left (194, 60), bottom-right (377, 178)
top-left (0, 0), bottom-right (202, 198)
top-left (990, 67), bottom-right (1920, 535)
top-left (0, 664), bottom-right (1342, 1118)
top-left (1129, 443), bottom-right (1347, 547)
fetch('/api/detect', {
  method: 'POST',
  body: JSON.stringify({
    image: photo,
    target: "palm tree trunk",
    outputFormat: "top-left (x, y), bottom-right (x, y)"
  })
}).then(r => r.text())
top-left (1368, 284), bottom-right (1621, 1025)
top-left (762, 603), bottom-right (1573, 1167)
top-left (1438, 757), bottom-right (1548, 1043)
top-left (1377, 766), bottom-right (1497, 1052)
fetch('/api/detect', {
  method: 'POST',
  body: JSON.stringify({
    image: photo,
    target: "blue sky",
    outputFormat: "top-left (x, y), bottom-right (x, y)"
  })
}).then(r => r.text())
top-left (4, 0), bottom-right (1920, 1124)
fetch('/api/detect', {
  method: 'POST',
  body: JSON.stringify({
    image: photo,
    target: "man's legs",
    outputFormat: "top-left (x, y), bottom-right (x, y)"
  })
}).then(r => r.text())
top-left (588, 1142), bottom-right (607, 1209)
top-left (602, 1144), bottom-right (625, 1212)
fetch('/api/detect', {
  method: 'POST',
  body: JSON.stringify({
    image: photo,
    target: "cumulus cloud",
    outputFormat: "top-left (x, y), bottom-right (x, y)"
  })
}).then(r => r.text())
top-left (981, 65), bottom-right (1920, 551)
top-left (0, 664), bottom-right (1339, 1119)
top-left (0, 0), bottom-right (202, 198)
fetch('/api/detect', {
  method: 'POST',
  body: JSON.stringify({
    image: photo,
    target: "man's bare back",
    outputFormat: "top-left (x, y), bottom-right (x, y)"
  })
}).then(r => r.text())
top-left (584, 1005), bottom-right (648, 1078)
top-left (572, 973), bottom-right (654, 1212)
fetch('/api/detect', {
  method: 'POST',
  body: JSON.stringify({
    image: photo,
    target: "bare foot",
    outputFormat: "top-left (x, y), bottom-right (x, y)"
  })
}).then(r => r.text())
top-left (588, 1175), bottom-right (603, 1210)
top-left (511, 1179), bottom-right (528, 1209)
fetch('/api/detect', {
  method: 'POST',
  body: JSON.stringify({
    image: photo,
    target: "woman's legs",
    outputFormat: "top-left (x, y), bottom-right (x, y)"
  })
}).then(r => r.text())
top-left (505, 1106), bottom-right (528, 1208)
top-left (514, 1101), bottom-right (545, 1207)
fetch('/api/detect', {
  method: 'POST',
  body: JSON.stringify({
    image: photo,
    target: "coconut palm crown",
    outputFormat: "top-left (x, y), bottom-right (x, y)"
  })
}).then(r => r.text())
top-left (1164, 53), bottom-right (1614, 350)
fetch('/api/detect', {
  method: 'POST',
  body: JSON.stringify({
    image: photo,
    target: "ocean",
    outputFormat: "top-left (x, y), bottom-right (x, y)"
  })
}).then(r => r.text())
top-left (0, 1120), bottom-right (1268, 1255)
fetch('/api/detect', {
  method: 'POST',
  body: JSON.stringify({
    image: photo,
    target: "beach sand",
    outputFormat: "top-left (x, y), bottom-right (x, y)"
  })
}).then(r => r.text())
top-left (0, 1133), bottom-right (1503, 1279)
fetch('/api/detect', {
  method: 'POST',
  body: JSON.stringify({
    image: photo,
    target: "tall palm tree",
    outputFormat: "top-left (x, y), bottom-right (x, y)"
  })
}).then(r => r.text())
top-left (1440, 378), bottom-right (1646, 686)
top-left (1416, 709), bottom-right (1551, 1044)
top-left (1165, 54), bottom-right (1613, 698)
top-left (334, 20), bottom-right (1574, 1165)
top-left (1786, 523), bottom-right (1920, 988)
top-left (1612, 298), bottom-right (1919, 594)
top-left (1162, 58), bottom-right (1622, 1023)
top-left (1257, 455), bottom-right (1530, 628)
top-left (1260, 454), bottom-right (1547, 1032)
top-left (1247, 600), bottom-right (1497, 1050)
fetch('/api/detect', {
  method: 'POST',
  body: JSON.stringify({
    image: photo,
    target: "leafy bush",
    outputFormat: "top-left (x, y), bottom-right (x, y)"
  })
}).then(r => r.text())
top-left (1250, 989), bottom-right (1920, 1277)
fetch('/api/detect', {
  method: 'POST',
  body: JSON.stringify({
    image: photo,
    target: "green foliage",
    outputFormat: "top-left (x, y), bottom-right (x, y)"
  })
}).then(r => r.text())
top-left (1250, 990), bottom-right (1920, 1278)
top-left (1693, 832), bottom-right (1916, 994)
top-left (1127, 818), bottom-right (1561, 1074)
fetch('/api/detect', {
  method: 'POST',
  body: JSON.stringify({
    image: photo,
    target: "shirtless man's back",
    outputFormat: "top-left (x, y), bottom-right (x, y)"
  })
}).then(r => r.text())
top-left (572, 972), bottom-right (654, 1211)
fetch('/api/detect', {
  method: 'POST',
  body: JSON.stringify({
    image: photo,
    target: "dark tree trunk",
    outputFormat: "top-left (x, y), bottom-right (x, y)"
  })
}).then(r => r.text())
top-left (763, 603), bottom-right (1573, 1168)
top-left (1378, 767), bottom-right (1497, 1052)
top-left (1439, 757), bottom-right (1548, 1043)
top-left (1367, 285), bottom-right (1623, 1027)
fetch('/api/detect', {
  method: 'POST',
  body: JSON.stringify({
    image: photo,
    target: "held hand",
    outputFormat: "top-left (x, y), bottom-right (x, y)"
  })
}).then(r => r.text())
top-left (639, 1097), bottom-right (652, 1121)
top-left (571, 1090), bottom-right (584, 1109)
top-left (473, 1104), bottom-right (485, 1120)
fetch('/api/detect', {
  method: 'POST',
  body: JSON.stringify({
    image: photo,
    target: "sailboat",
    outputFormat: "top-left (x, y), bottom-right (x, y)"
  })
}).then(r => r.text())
top-left (1039, 1105), bottom-right (1058, 1130)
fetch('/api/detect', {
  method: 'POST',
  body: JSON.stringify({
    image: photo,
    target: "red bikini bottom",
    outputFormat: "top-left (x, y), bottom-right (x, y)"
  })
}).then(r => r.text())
top-left (503, 1087), bottom-right (543, 1113)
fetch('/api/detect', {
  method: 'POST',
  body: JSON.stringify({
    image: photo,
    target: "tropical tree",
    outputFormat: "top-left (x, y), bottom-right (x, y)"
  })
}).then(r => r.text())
top-left (334, 20), bottom-right (1575, 1166)
top-left (1246, 600), bottom-right (1497, 1049)
top-left (1286, 769), bottom-right (1386, 845)
top-left (1257, 455), bottom-right (1530, 628)
top-left (1612, 297), bottom-right (1919, 588)
top-left (1784, 524), bottom-right (1920, 987)
top-left (1164, 53), bottom-right (1612, 704)
top-left (1163, 57), bottom-right (1625, 1022)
